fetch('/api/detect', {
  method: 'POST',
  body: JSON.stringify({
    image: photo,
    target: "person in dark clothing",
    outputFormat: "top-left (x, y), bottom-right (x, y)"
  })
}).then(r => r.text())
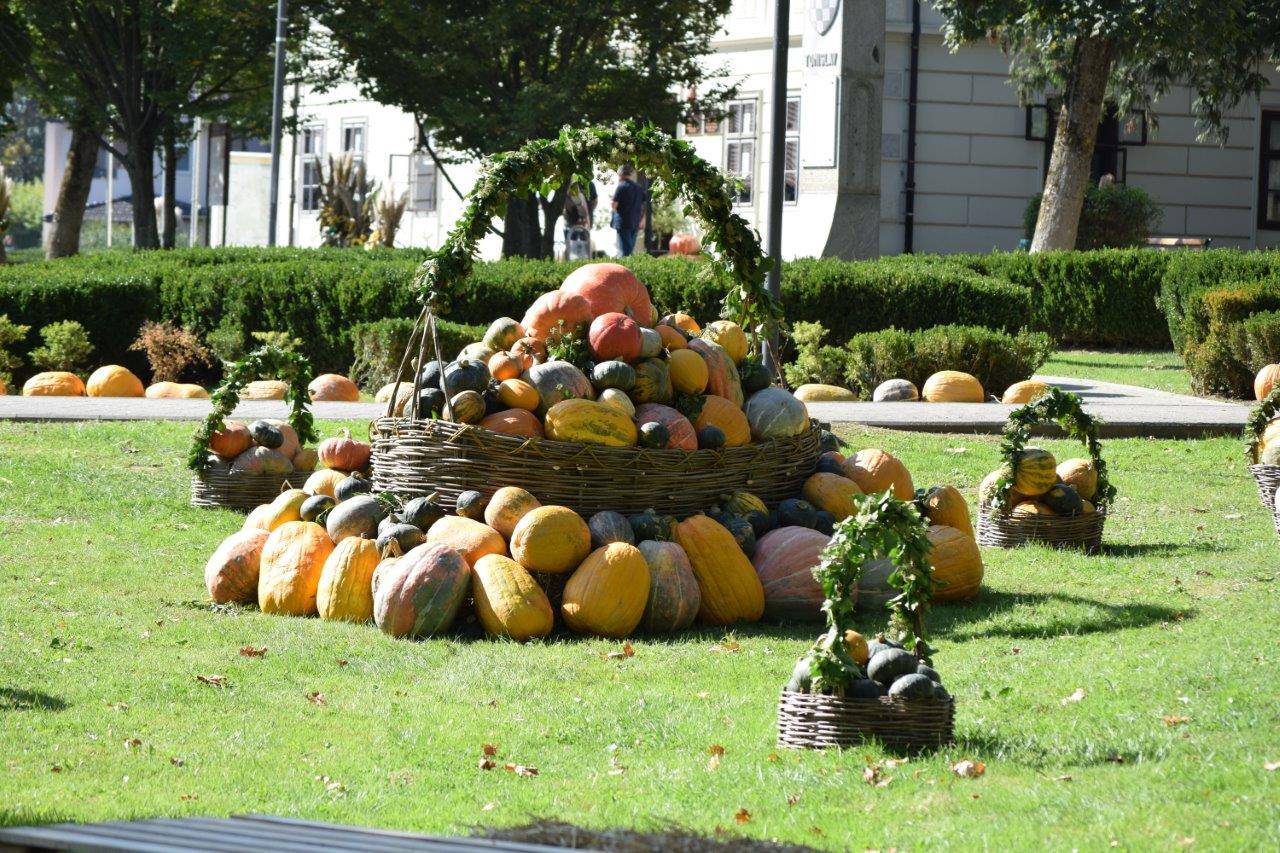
top-left (611, 165), bottom-right (646, 257)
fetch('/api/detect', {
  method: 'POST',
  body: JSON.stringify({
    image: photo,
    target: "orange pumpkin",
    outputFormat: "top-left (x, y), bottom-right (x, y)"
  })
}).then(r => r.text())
top-left (426, 515), bottom-right (507, 564)
top-left (520, 290), bottom-right (593, 342)
top-left (659, 312), bottom-right (701, 334)
top-left (308, 373), bottom-right (361, 402)
top-left (559, 262), bottom-right (655, 326)
top-left (588, 312), bottom-right (643, 362)
top-left (920, 485), bottom-right (973, 538)
top-left (484, 486), bottom-right (542, 538)
top-left (511, 336), bottom-right (546, 363)
top-left (257, 521), bottom-right (335, 616)
top-left (675, 514), bottom-right (765, 625)
top-left (751, 526), bottom-right (830, 621)
top-left (656, 324), bottom-right (687, 351)
top-left (1256, 364), bottom-right (1280, 401)
top-left (668, 232), bottom-right (701, 255)
top-left (841, 449), bottom-right (914, 500)
top-left (488, 352), bottom-right (524, 382)
top-left (316, 537), bottom-right (379, 622)
top-left (22, 371), bottom-right (85, 397)
top-left (210, 420), bottom-right (252, 459)
top-left (926, 524), bottom-right (983, 602)
top-left (801, 472), bottom-right (863, 520)
top-left (317, 429), bottom-right (371, 471)
top-left (686, 339), bottom-right (742, 408)
top-left (497, 378), bottom-right (539, 411)
top-left (510, 505), bottom-right (591, 575)
top-left (692, 395), bottom-right (751, 447)
top-left (86, 365), bottom-right (144, 397)
top-left (480, 408), bottom-right (545, 438)
top-left (633, 403), bottom-right (697, 451)
top-left (205, 528), bottom-right (270, 604)
top-left (303, 468), bottom-right (347, 498)
top-left (241, 380), bottom-right (288, 400)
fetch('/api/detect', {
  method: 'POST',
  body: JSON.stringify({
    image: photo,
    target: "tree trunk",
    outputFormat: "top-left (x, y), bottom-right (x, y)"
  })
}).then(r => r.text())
top-left (538, 185), bottom-right (569, 259)
top-left (46, 128), bottom-right (100, 259)
top-left (502, 194), bottom-right (543, 258)
top-left (126, 134), bottom-right (160, 249)
top-left (161, 131), bottom-right (178, 249)
top-left (1030, 37), bottom-right (1114, 253)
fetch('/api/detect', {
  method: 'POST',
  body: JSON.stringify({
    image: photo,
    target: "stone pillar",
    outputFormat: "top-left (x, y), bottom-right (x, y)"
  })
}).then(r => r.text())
top-left (798, 0), bottom-right (884, 259)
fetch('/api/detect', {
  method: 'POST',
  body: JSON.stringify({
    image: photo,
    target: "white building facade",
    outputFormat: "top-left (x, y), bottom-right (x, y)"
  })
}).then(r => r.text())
top-left (44, 1), bottom-right (1280, 255)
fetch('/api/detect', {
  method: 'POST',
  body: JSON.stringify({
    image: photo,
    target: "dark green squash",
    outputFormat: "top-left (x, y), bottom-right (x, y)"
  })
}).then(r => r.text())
top-left (418, 359), bottom-right (446, 390)
top-left (591, 360), bottom-right (636, 392)
top-left (867, 648), bottom-right (917, 686)
top-left (588, 510), bottom-right (635, 548)
top-left (629, 508), bottom-right (676, 542)
top-left (745, 509), bottom-right (772, 538)
top-left (400, 495), bottom-right (447, 530)
top-left (299, 493), bottom-right (335, 522)
top-left (376, 522), bottom-right (427, 555)
top-left (637, 420), bottom-right (670, 449)
top-left (888, 672), bottom-right (936, 699)
top-left (417, 387), bottom-right (446, 418)
top-left (813, 510), bottom-right (836, 536)
top-left (629, 358), bottom-right (673, 405)
top-left (443, 359), bottom-right (491, 396)
top-left (334, 473), bottom-right (373, 502)
top-left (816, 455), bottom-right (844, 475)
top-left (739, 359), bottom-right (771, 395)
top-left (697, 425), bottom-right (726, 449)
top-left (719, 513), bottom-right (756, 557)
top-left (455, 490), bottom-right (488, 520)
top-left (1041, 482), bottom-right (1083, 515)
top-left (777, 498), bottom-right (818, 529)
top-left (249, 420), bottom-right (283, 449)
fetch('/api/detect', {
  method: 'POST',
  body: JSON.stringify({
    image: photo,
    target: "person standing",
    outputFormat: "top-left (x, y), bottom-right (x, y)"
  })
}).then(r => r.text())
top-left (610, 165), bottom-right (646, 257)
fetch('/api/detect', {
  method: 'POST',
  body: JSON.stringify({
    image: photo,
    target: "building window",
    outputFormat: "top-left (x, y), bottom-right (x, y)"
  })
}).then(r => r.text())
top-left (784, 96), bottom-right (800, 203)
top-left (684, 113), bottom-right (721, 136)
top-left (340, 119), bottom-right (366, 162)
top-left (300, 124), bottom-right (325, 212)
top-left (724, 99), bottom-right (757, 206)
top-left (1260, 111), bottom-right (1280, 230)
top-left (412, 154), bottom-right (437, 213)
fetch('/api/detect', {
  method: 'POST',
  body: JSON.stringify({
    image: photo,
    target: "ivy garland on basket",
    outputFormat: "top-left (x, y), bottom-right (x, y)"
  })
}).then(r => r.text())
top-left (1244, 385), bottom-right (1280, 463)
top-left (791, 491), bottom-right (936, 696)
top-left (987, 387), bottom-right (1116, 514)
top-left (187, 345), bottom-right (318, 471)
top-left (409, 121), bottom-right (783, 348)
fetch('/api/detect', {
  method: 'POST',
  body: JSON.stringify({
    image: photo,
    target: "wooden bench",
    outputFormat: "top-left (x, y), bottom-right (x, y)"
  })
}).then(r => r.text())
top-left (1145, 236), bottom-right (1212, 250)
top-left (0, 815), bottom-right (572, 852)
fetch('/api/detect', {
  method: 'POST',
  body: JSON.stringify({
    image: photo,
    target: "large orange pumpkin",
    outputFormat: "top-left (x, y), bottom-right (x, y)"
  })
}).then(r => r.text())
top-left (588, 312), bottom-right (642, 362)
top-left (480, 408), bottom-right (545, 438)
top-left (520, 290), bottom-right (593, 342)
top-left (22, 371), bottom-right (85, 396)
top-left (926, 524), bottom-right (984, 602)
top-left (257, 521), bottom-right (335, 616)
top-left (209, 420), bottom-right (252, 459)
top-left (801, 472), bottom-right (863, 520)
top-left (841, 449), bottom-right (914, 500)
top-left (472, 553), bottom-right (555, 641)
top-left (751, 526), bottom-right (831, 622)
top-left (484, 486), bottom-right (542, 538)
top-left (510, 505), bottom-right (591, 574)
top-left (86, 365), bottom-right (144, 397)
top-left (308, 373), bottom-right (361, 402)
top-left (692, 395), bottom-right (751, 447)
top-left (668, 233), bottom-right (701, 255)
top-left (1256, 364), bottom-right (1280, 401)
top-left (919, 485), bottom-right (973, 538)
top-left (317, 430), bottom-right (372, 471)
top-left (205, 528), bottom-right (270, 604)
top-left (559, 262), bottom-right (655, 326)
top-left (426, 516), bottom-right (507, 564)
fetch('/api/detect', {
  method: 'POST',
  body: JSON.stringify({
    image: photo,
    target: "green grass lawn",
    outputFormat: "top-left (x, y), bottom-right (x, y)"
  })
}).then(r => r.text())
top-left (2, 420), bottom-right (1279, 850)
top-left (1039, 349), bottom-right (1191, 395)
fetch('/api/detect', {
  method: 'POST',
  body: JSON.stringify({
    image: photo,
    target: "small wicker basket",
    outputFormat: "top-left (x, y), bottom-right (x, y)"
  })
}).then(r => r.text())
top-left (190, 470), bottom-right (304, 512)
top-left (776, 689), bottom-right (955, 751)
top-left (1250, 464), bottom-right (1280, 513)
top-left (976, 503), bottom-right (1106, 553)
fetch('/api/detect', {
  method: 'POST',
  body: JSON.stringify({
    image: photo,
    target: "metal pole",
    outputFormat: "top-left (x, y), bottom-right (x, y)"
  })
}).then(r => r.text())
top-left (765, 0), bottom-right (790, 370)
top-left (189, 118), bottom-right (202, 247)
top-left (105, 142), bottom-right (113, 248)
top-left (266, 0), bottom-right (288, 246)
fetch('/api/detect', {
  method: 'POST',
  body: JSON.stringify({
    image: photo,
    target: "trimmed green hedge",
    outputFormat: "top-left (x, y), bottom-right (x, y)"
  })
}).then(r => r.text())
top-left (1158, 250), bottom-right (1280, 354)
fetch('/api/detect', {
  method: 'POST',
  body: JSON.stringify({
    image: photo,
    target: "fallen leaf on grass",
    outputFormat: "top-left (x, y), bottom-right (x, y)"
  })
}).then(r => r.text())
top-left (695, 691), bottom-right (710, 700)
top-left (951, 759), bottom-right (986, 778)
top-left (1061, 688), bottom-right (1085, 705)
top-left (1162, 715), bottom-right (1190, 727)
top-left (49, 765), bottom-right (62, 773)
top-left (504, 763), bottom-right (538, 777)
top-left (306, 691), bottom-right (326, 706)
top-left (336, 659), bottom-right (348, 667)
top-left (602, 642), bottom-right (634, 660)
top-left (710, 636), bottom-right (740, 653)
top-left (123, 738), bottom-right (141, 749)
top-left (1264, 760), bottom-right (1280, 771)
top-left (707, 744), bottom-right (724, 771)
top-left (315, 775), bottom-right (346, 794)
top-left (734, 808), bottom-right (751, 824)
top-left (180, 793), bottom-right (198, 801)
top-left (481, 802), bottom-right (497, 812)
top-left (1055, 774), bottom-right (1072, 782)
top-left (482, 743), bottom-right (498, 757)
top-left (1223, 513), bottom-right (1243, 520)
top-left (478, 757), bottom-right (497, 770)
top-left (107, 701), bottom-right (129, 711)
top-left (239, 645), bottom-right (266, 658)
top-left (862, 765), bottom-right (891, 787)
top-left (195, 674), bottom-right (227, 688)
top-left (170, 757), bottom-right (184, 767)
top-left (786, 794), bottom-right (800, 806)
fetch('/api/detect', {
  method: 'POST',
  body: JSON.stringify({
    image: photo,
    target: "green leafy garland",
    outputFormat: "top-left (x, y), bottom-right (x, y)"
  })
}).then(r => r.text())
top-left (988, 386), bottom-right (1116, 514)
top-left (801, 491), bottom-right (936, 696)
top-left (411, 121), bottom-right (782, 347)
top-left (1244, 385), bottom-right (1280, 463)
top-left (187, 345), bottom-right (319, 471)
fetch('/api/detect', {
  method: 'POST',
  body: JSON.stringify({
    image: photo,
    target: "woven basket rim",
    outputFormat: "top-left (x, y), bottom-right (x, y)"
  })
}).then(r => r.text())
top-left (777, 688), bottom-right (955, 709)
top-left (978, 501), bottom-right (1109, 520)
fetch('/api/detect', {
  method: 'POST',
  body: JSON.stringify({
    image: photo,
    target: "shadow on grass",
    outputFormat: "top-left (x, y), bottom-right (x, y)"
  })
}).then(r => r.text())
top-left (953, 732), bottom-right (1156, 769)
top-left (931, 590), bottom-right (1188, 642)
top-left (479, 820), bottom-right (822, 852)
top-left (0, 687), bottom-right (67, 712)
top-left (1099, 541), bottom-right (1224, 558)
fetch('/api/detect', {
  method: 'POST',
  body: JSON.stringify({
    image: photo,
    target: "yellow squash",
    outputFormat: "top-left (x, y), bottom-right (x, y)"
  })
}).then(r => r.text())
top-left (472, 554), bottom-right (554, 640)
top-left (561, 543), bottom-right (650, 637)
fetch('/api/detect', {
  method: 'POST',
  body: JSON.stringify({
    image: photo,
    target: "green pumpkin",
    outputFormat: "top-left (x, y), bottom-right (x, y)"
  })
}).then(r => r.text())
top-left (1041, 482), bottom-right (1083, 515)
top-left (629, 508), bottom-right (676, 542)
top-left (448, 390), bottom-right (485, 424)
top-left (455, 490), bottom-right (488, 520)
top-left (697, 425), bottom-right (726, 449)
top-left (629, 358), bottom-right (673, 405)
top-left (638, 420), bottom-right (670, 449)
top-left (777, 498), bottom-right (818, 529)
top-left (591, 360), bottom-right (636, 392)
top-left (443, 359), bottom-right (491, 396)
top-left (718, 513), bottom-right (756, 557)
top-left (739, 359), bottom-right (771, 395)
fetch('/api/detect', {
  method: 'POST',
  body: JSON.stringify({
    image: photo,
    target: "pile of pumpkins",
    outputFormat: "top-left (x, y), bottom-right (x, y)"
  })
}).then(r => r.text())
top-left (405, 262), bottom-right (811, 451)
top-left (793, 374), bottom-right (1056, 406)
top-left (748, 446), bottom-right (984, 620)
top-left (206, 476), bottom-right (774, 639)
top-left (786, 631), bottom-right (950, 701)
top-left (203, 418), bottom-right (335, 477)
top-left (16, 363), bottom-right (364, 402)
top-left (979, 448), bottom-right (1101, 518)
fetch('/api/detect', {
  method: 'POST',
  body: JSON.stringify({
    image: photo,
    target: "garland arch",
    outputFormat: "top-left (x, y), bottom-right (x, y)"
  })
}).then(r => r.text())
top-left (410, 121), bottom-right (784, 342)
top-left (187, 345), bottom-right (318, 471)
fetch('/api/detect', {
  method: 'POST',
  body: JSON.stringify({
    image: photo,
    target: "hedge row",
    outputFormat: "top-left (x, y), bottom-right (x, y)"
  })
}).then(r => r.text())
top-left (0, 251), bottom-right (1030, 381)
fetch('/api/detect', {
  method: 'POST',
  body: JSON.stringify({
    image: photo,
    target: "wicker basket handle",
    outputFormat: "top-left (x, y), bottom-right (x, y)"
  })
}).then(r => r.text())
top-left (384, 305), bottom-right (451, 422)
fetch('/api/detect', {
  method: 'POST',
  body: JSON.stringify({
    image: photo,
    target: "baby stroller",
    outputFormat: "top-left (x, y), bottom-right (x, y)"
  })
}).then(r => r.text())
top-left (565, 225), bottom-right (592, 260)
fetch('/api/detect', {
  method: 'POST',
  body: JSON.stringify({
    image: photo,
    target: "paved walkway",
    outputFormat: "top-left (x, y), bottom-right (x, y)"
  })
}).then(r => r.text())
top-left (0, 375), bottom-right (1252, 437)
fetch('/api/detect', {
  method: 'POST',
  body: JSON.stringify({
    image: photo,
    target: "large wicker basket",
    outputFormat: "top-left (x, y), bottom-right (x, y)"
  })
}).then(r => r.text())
top-left (776, 689), bottom-right (955, 751)
top-left (371, 416), bottom-right (825, 517)
top-left (976, 503), bottom-right (1106, 553)
top-left (190, 470), bottom-right (304, 512)
top-left (1250, 464), bottom-right (1280, 512)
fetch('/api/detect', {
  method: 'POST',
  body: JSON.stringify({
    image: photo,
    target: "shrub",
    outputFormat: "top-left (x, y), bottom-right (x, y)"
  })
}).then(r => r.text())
top-left (782, 321), bottom-right (852, 388)
top-left (129, 321), bottom-right (212, 382)
top-left (29, 320), bottom-right (93, 373)
top-left (348, 317), bottom-right (485, 392)
top-left (0, 313), bottom-right (28, 386)
top-left (843, 325), bottom-right (1054, 400)
top-left (1158, 249), bottom-right (1280, 353)
top-left (1023, 184), bottom-right (1162, 249)
top-left (1182, 284), bottom-right (1280, 397)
